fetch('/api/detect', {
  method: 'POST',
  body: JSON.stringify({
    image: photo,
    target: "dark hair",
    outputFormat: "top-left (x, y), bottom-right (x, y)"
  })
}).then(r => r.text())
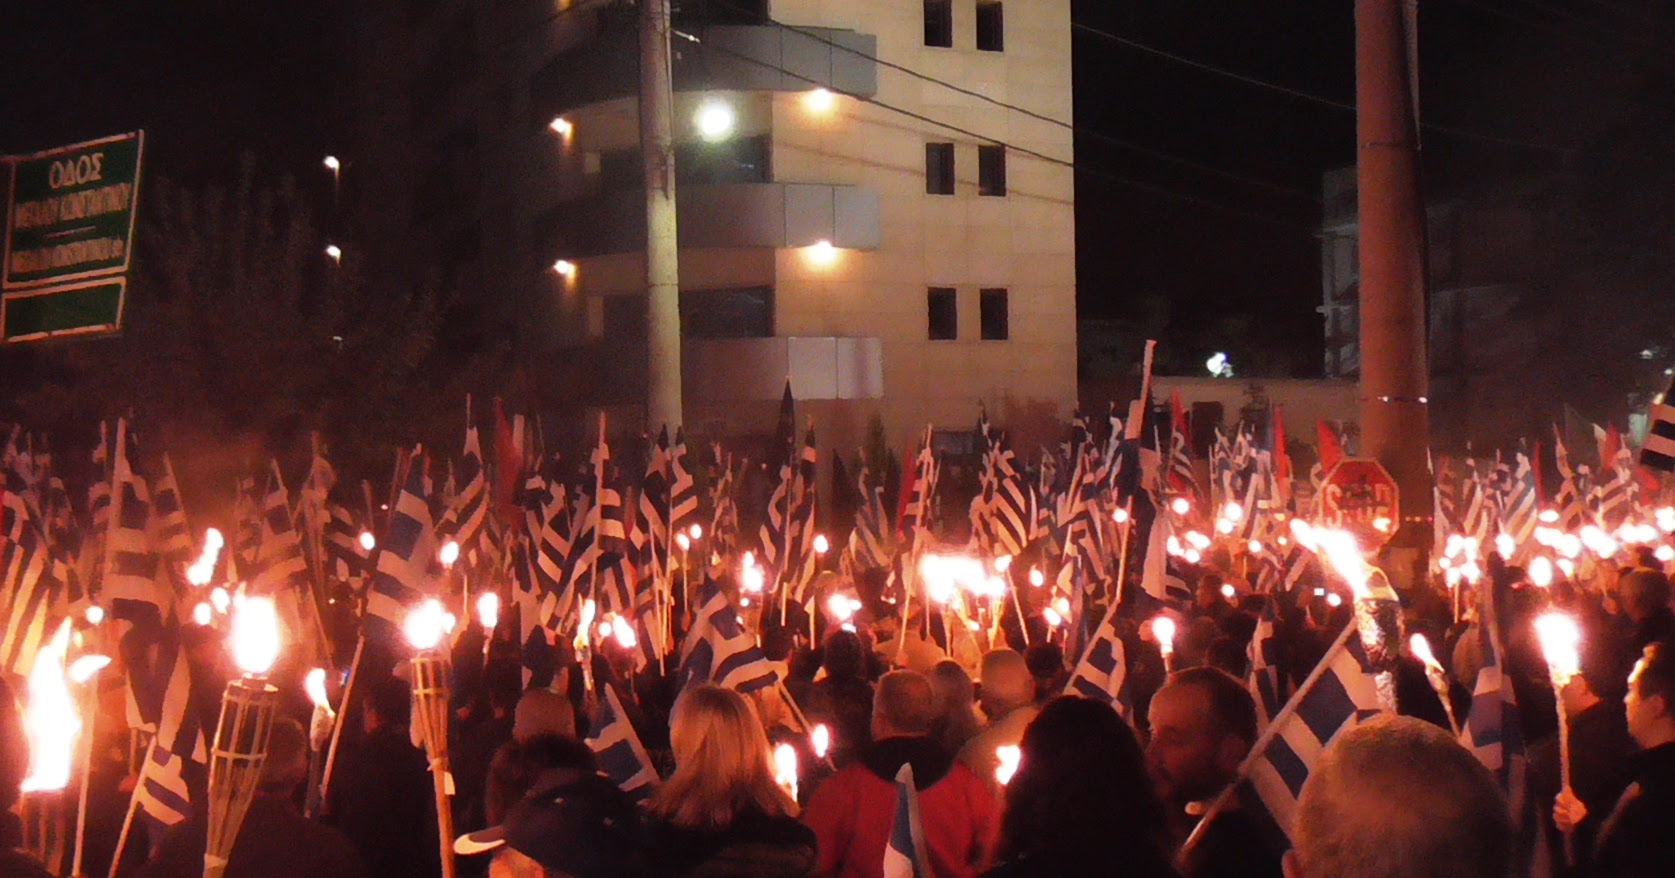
top-left (1622, 568), bottom-right (1671, 615)
top-left (994, 696), bottom-right (1172, 875)
top-left (822, 630), bottom-right (867, 681)
top-left (365, 674), bottom-right (411, 727)
top-left (1024, 642), bottom-right (1064, 679)
top-left (484, 733), bottom-right (599, 826)
top-left (1161, 666), bottom-right (1258, 746)
top-left (1634, 643), bottom-right (1675, 709)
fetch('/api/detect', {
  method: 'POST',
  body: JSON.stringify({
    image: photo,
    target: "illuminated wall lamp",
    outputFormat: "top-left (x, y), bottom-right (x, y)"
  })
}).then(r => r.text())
top-left (553, 259), bottom-right (577, 278)
top-left (802, 88), bottom-right (836, 113)
top-left (804, 240), bottom-right (838, 267)
top-left (549, 117), bottom-right (573, 137)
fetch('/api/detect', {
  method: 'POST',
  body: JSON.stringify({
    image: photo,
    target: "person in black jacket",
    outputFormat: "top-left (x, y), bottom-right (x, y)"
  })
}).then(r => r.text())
top-left (644, 686), bottom-right (815, 878)
top-left (1557, 642), bottom-right (1675, 877)
top-left (326, 674), bottom-right (440, 878)
top-left (982, 696), bottom-right (1175, 878)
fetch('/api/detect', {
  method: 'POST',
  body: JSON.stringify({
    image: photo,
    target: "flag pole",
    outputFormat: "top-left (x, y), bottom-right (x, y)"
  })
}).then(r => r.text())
top-left (317, 634), bottom-right (366, 810)
top-left (1177, 618), bottom-right (1361, 862)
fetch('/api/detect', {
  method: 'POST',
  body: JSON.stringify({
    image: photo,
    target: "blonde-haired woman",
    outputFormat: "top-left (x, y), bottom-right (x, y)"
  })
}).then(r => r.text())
top-left (645, 685), bottom-right (817, 877)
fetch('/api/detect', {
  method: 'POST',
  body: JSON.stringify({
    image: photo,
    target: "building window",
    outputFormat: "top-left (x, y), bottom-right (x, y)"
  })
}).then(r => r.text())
top-left (924, 0), bottom-right (953, 48)
top-left (980, 288), bottom-right (1009, 340)
top-left (681, 287), bottom-right (774, 338)
top-left (927, 287), bottom-right (957, 340)
top-left (926, 143), bottom-right (955, 195)
top-left (978, 145), bottom-right (1007, 196)
top-left (977, 3), bottom-right (1004, 51)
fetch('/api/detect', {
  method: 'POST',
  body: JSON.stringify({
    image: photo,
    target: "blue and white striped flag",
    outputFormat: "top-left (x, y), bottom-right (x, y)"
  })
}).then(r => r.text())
top-left (882, 763), bottom-right (931, 878)
top-left (584, 684), bottom-right (658, 801)
top-left (365, 448), bottom-right (437, 630)
top-left (1065, 603), bottom-right (1131, 718)
top-left (678, 582), bottom-right (778, 694)
top-left (1245, 622), bottom-right (1386, 840)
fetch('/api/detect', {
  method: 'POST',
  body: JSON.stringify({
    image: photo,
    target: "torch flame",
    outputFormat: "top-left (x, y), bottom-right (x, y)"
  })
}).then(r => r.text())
top-left (811, 724), bottom-right (830, 760)
top-left (1151, 616), bottom-right (1176, 657)
top-left (995, 744), bottom-right (1022, 786)
top-left (403, 598), bottom-right (449, 652)
top-left (359, 531), bottom-right (376, 552)
top-left (689, 524), bottom-right (703, 540)
top-left (612, 615), bottom-right (637, 649)
top-left (1315, 529), bottom-right (1370, 598)
top-left (231, 597), bottom-right (281, 675)
top-left (994, 554), bottom-right (1013, 573)
top-left (477, 592), bottom-right (501, 632)
top-left (305, 668), bottom-right (331, 709)
top-left (21, 621), bottom-right (86, 793)
top-left (773, 743), bottom-right (799, 799)
top-left (813, 534), bottom-right (830, 555)
top-left (1528, 556), bottom-right (1554, 588)
top-left (1408, 633), bottom-right (1441, 671)
top-left (439, 540), bottom-right (460, 568)
top-left (1170, 497), bottom-right (1191, 515)
top-left (1028, 567), bottom-right (1045, 588)
top-left (1534, 612), bottom-right (1582, 687)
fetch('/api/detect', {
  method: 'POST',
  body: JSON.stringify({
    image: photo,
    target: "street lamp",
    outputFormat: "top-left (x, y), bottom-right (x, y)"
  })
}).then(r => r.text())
top-left (324, 244), bottom-right (342, 264)
top-left (695, 100), bottom-right (735, 142)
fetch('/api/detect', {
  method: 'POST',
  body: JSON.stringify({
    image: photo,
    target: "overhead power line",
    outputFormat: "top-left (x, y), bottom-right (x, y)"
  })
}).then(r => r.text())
top-left (1071, 20), bottom-right (1578, 156)
top-left (676, 29), bottom-right (1318, 232)
top-left (701, 0), bottom-right (1319, 202)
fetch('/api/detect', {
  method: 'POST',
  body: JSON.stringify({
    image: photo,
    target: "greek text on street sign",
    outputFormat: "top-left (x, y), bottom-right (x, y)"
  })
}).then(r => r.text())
top-left (5, 131), bottom-right (143, 289)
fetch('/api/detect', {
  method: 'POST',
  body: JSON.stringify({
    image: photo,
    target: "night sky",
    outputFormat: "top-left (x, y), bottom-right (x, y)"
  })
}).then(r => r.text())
top-left (0, 0), bottom-right (1654, 379)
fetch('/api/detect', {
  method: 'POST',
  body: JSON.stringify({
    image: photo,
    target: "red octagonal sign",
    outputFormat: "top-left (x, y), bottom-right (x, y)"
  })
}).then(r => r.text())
top-left (1320, 458), bottom-right (1401, 546)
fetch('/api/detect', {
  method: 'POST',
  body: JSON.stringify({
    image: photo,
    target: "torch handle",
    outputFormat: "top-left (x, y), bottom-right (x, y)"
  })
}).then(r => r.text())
top-left (431, 753), bottom-right (456, 878)
top-left (1556, 689), bottom-right (1576, 867)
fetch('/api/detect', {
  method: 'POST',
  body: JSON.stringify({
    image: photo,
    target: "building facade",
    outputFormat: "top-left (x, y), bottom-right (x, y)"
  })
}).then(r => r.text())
top-left (345, 0), bottom-right (1076, 456)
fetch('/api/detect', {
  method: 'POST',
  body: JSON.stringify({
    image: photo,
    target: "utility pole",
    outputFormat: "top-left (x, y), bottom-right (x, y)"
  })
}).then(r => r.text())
top-left (642, 0), bottom-right (683, 431)
top-left (1356, 0), bottom-right (1431, 561)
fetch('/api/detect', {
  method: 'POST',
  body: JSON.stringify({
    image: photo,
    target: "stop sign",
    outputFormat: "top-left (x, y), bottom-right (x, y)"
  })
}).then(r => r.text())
top-left (1320, 458), bottom-right (1401, 546)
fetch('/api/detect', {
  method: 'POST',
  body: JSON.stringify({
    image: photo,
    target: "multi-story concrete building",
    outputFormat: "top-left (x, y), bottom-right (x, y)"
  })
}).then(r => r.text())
top-left (347, 0), bottom-right (1076, 456)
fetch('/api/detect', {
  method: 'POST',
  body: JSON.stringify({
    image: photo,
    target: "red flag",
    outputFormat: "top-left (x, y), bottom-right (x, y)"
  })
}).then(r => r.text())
top-left (1272, 405), bottom-right (1292, 498)
top-left (492, 398), bottom-right (522, 527)
top-left (1316, 420), bottom-right (1344, 474)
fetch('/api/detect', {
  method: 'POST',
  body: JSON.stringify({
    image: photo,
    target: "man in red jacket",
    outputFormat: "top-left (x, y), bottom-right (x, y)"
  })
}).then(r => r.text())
top-left (802, 670), bottom-right (997, 878)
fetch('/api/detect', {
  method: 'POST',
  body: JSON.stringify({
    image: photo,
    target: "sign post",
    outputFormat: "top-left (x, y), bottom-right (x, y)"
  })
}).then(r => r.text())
top-left (1320, 458), bottom-right (1401, 548)
top-left (2, 131), bottom-right (143, 342)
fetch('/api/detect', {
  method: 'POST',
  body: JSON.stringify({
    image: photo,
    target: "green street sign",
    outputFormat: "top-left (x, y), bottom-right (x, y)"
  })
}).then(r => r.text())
top-left (2, 277), bottom-right (125, 343)
top-left (2, 131), bottom-right (142, 342)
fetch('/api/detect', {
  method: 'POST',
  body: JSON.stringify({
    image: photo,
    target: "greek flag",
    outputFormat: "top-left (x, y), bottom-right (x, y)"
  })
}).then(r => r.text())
top-left (365, 448), bottom-right (437, 629)
top-left (584, 684), bottom-right (658, 801)
top-left (1065, 603), bottom-right (1131, 718)
top-left (1247, 602), bottom-right (1288, 727)
top-left (882, 764), bottom-right (931, 878)
top-left (438, 424), bottom-right (488, 560)
top-left (129, 622), bottom-right (207, 828)
top-left (151, 454), bottom-right (193, 562)
top-left (669, 428), bottom-right (699, 534)
top-left (678, 581), bottom-right (778, 694)
top-left (1246, 622), bottom-right (1386, 840)
top-left (1461, 576), bottom-right (1525, 799)
top-left (1641, 375), bottom-right (1675, 471)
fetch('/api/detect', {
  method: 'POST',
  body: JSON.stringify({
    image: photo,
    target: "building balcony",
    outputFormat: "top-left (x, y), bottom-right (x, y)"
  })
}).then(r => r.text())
top-left (547, 182), bottom-right (880, 258)
top-left (531, 24), bottom-right (878, 120)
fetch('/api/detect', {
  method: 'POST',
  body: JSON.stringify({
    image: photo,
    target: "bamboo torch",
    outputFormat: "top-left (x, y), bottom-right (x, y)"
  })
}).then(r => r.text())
top-left (405, 598), bottom-right (458, 878)
top-left (1535, 611), bottom-right (1582, 866)
top-left (205, 597), bottom-right (283, 878)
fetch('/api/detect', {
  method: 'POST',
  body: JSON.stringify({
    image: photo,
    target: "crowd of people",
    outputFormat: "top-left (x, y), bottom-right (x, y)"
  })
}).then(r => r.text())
top-left (0, 546), bottom-right (1673, 878)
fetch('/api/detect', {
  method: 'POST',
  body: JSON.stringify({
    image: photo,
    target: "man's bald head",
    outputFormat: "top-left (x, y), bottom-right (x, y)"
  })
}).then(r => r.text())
top-left (1286, 715), bottom-right (1509, 878)
top-left (978, 649), bottom-right (1033, 717)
